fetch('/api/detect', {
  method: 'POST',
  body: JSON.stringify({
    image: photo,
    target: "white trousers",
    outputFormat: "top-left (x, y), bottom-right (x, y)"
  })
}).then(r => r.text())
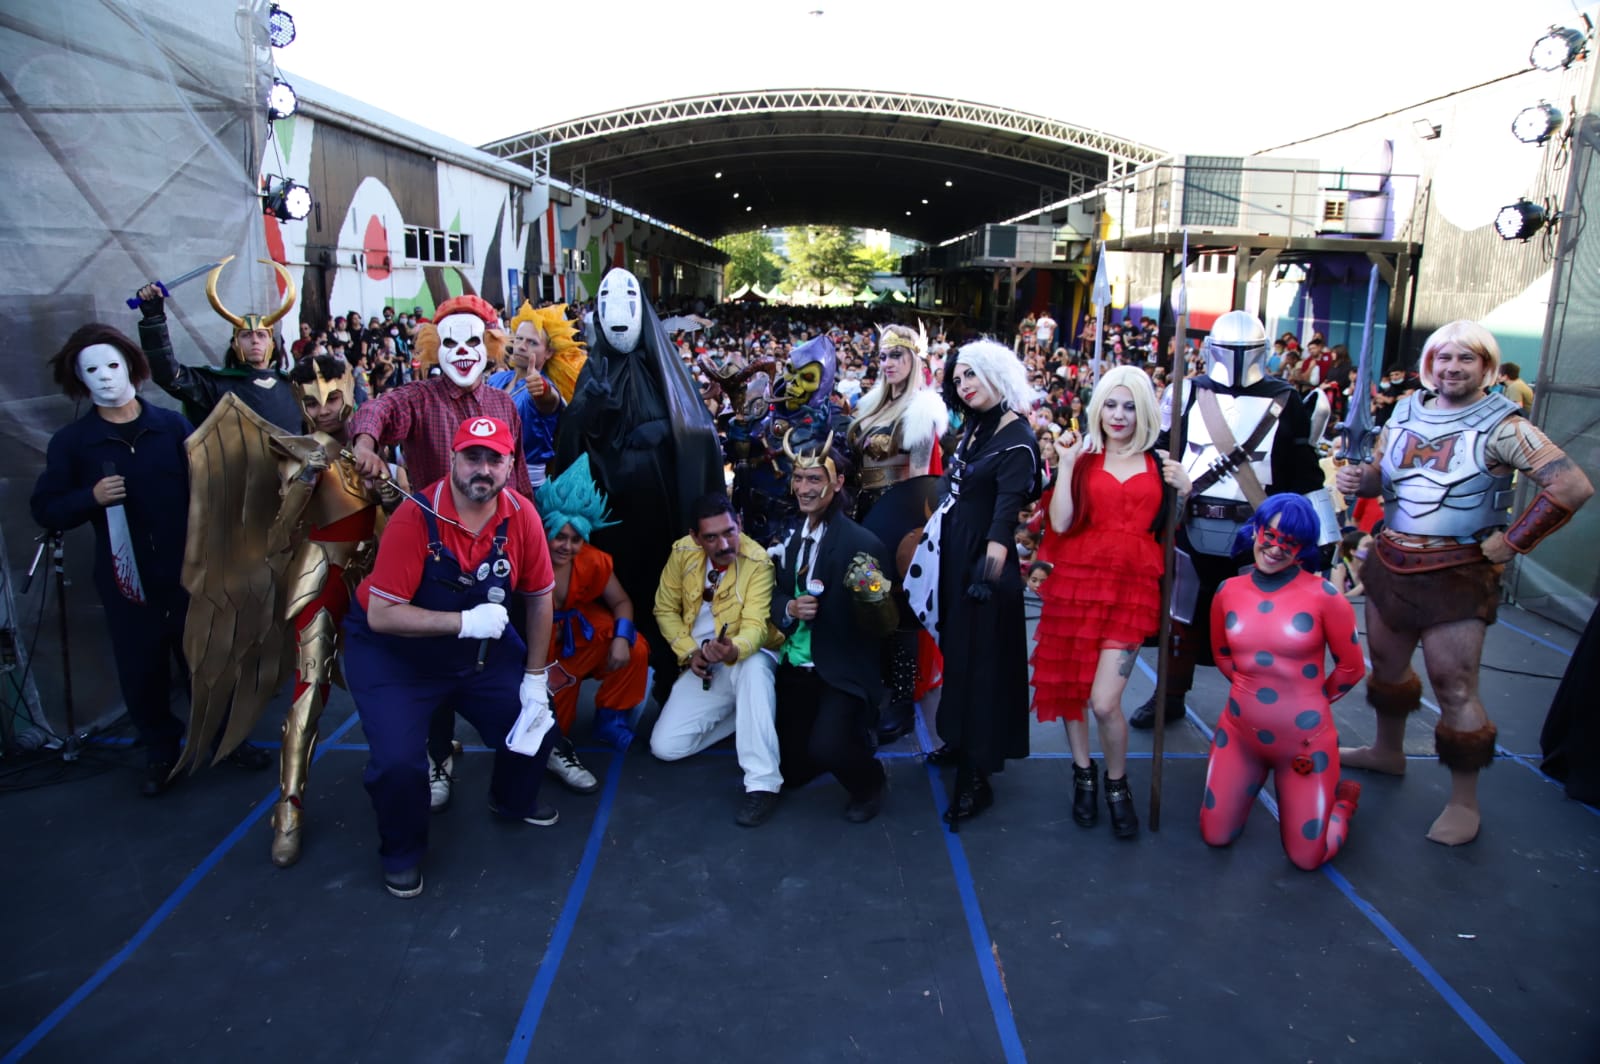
top-left (649, 652), bottom-right (780, 793)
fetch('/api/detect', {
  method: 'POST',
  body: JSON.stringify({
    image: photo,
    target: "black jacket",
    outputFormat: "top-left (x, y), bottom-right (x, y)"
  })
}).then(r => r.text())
top-left (769, 509), bottom-right (893, 706)
top-left (137, 311), bottom-right (302, 433)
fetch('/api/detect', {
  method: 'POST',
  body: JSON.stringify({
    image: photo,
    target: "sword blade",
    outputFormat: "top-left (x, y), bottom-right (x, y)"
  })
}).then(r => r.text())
top-left (1338, 264), bottom-right (1383, 463)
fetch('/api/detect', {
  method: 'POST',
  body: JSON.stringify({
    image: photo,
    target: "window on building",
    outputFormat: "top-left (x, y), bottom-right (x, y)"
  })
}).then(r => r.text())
top-left (404, 225), bottom-right (474, 266)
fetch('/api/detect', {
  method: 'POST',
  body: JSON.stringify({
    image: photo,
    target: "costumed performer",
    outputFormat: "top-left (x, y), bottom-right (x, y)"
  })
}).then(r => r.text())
top-left (1334, 320), bottom-right (1593, 845)
top-left (1201, 494), bottom-right (1366, 869)
top-left (905, 339), bottom-right (1041, 830)
top-left (536, 454), bottom-right (650, 762)
top-left (489, 301), bottom-right (587, 489)
top-left (1032, 366), bottom-right (1189, 839)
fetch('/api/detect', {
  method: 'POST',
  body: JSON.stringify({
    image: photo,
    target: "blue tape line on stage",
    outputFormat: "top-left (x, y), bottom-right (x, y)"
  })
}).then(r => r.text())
top-left (503, 749), bottom-right (625, 1063)
top-left (2, 710), bottom-right (365, 1064)
top-left (913, 707), bottom-right (1028, 1064)
top-left (1132, 658), bottom-right (1525, 1064)
top-left (1497, 617), bottom-right (1575, 659)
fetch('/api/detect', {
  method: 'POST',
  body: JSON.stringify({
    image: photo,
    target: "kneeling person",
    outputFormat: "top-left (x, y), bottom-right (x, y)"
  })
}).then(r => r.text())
top-left (771, 439), bottom-right (897, 822)
top-left (343, 416), bottom-right (559, 898)
top-left (650, 494), bottom-right (784, 826)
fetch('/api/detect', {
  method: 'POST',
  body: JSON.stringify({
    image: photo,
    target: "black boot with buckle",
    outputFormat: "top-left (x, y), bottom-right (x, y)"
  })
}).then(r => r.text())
top-left (1072, 761), bottom-right (1099, 827)
top-left (1104, 770), bottom-right (1139, 839)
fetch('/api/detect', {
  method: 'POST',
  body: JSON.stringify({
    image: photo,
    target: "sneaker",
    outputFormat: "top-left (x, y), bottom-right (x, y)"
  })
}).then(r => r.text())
top-left (735, 790), bottom-right (781, 828)
top-left (489, 800), bottom-right (559, 826)
top-left (546, 740), bottom-right (600, 795)
top-left (384, 865), bottom-right (424, 899)
top-left (428, 755), bottom-right (454, 813)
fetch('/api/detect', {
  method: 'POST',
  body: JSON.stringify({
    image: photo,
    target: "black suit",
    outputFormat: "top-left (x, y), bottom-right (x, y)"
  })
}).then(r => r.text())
top-left (769, 509), bottom-right (893, 800)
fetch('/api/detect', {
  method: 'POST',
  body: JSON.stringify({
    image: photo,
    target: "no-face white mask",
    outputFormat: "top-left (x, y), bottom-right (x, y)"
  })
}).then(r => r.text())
top-left (437, 313), bottom-right (488, 388)
top-left (77, 343), bottom-right (137, 407)
top-left (596, 268), bottom-right (642, 353)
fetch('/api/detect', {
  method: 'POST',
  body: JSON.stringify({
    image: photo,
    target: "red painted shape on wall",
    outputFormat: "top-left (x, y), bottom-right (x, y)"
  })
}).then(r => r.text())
top-left (263, 215), bottom-right (288, 295)
top-left (364, 216), bottom-right (391, 280)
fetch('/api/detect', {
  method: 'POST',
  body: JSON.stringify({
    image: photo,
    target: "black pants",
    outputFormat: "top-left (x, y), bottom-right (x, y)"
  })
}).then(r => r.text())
top-left (775, 665), bottom-right (885, 801)
top-left (104, 592), bottom-right (188, 765)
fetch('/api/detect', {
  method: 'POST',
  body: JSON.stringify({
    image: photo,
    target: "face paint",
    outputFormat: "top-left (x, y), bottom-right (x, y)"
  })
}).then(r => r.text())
top-left (76, 343), bottom-right (137, 407)
top-left (437, 313), bottom-right (488, 388)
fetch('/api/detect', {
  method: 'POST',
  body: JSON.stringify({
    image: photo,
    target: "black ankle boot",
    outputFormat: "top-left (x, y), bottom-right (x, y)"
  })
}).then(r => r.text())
top-left (1104, 771), bottom-right (1139, 839)
top-left (1072, 761), bottom-right (1099, 827)
top-left (1128, 692), bottom-right (1187, 730)
top-left (943, 763), bottom-right (993, 832)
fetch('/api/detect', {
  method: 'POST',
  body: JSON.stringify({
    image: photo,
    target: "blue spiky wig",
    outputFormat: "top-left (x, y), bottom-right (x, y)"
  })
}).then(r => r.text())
top-left (1236, 494), bottom-right (1320, 562)
top-left (535, 454), bottom-right (619, 542)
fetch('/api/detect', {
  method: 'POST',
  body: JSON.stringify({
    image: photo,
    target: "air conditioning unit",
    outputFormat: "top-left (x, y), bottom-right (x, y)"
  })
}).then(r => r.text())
top-left (1126, 156), bottom-right (1322, 238)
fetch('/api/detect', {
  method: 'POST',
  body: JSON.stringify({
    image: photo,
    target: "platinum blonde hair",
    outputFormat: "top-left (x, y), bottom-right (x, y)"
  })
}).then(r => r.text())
top-left (1083, 365), bottom-right (1160, 455)
top-left (1418, 320), bottom-right (1501, 393)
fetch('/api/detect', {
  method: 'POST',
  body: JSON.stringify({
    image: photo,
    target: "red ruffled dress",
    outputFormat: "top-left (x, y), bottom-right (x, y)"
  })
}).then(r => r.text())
top-left (1031, 451), bottom-right (1165, 722)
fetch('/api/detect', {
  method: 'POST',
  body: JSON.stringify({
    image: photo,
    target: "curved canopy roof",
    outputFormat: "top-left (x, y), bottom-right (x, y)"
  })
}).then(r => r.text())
top-left (481, 89), bottom-right (1164, 243)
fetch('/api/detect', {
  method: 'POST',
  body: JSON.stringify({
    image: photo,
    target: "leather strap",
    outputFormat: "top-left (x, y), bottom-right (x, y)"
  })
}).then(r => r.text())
top-left (1374, 535), bottom-right (1486, 574)
top-left (1190, 389), bottom-right (1286, 505)
top-left (1505, 490), bottom-right (1575, 554)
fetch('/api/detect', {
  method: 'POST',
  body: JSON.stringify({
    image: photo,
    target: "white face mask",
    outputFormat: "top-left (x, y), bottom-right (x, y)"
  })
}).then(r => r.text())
top-left (436, 313), bottom-right (487, 388)
top-left (597, 268), bottom-right (643, 353)
top-left (77, 343), bottom-right (137, 407)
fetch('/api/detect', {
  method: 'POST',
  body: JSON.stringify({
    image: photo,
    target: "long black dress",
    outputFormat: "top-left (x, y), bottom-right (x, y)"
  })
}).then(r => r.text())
top-left (928, 408), bottom-right (1040, 773)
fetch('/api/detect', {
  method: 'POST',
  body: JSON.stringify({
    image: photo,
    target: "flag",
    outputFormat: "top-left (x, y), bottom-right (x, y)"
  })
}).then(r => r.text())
top-left (1176, 229), bottom-right (1189, 320)
top-left (1092, 243), bottom-right (1111, 309)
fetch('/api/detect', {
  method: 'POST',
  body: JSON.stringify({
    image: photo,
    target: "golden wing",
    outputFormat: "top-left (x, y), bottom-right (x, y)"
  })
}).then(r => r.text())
top-left (175, 393), bottom-right (299, 772)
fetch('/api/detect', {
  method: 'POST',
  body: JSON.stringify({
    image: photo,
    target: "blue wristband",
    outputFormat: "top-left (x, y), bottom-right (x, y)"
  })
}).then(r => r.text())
top-left (614, 617), bottom-right (637, 646)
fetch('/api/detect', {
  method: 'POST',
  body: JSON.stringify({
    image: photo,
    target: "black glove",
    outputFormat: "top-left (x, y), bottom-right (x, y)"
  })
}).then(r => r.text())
top-left (964, 579), bottom-right (993, 604)
top-left (965, 554), bottom-right (998, 603)
top-left (138, 284), bottom-right (165, 320)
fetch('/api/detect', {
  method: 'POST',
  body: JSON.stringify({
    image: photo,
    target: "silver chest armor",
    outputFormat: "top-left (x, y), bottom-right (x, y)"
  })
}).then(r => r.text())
top-left (1181, 391), bottom-right (1280, 555)
top-left (1380, 392), bottom-right (1519, 541)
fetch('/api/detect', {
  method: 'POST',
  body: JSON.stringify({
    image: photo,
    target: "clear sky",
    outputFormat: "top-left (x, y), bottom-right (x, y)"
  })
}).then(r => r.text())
top-left (279, 0), bottom-right (1594, 154)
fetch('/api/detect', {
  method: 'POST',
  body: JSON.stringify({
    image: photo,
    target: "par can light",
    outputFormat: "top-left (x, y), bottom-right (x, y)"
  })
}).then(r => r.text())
top-left (1530, 25), bottom-right (1585, 71)
top-left (266, 4), bottom-right (296, 48)
top-left (1494, 200), bottom-right (1546, 241)
top-left (1511, 102), bottom-right (1563, 144)
top-left (262, 176), bottom-right (312, 222)
top-left (267, 78), bottom-right (297, 120)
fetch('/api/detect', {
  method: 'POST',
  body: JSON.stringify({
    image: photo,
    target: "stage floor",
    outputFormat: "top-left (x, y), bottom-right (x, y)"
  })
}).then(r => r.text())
top-left (2, 602), bottom-right (1595, 1064)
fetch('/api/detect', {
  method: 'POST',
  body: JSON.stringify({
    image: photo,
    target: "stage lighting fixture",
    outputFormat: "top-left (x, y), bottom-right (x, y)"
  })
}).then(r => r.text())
top-left (267, 78), bottom-right (298, 120)
top-left (267, 5), bottom-right (296, 47)
top-left (1494, 199), bottom-right (1546, 241)
top-left (262, 177), bottom-right (312, 221)
top-left (1530, 25), bottom-right (1584, 70)
top-left (1511, 102), bottom-right (1563, 144)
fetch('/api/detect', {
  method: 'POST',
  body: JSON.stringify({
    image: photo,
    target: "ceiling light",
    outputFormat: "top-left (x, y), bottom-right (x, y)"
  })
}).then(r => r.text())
top-left (1530, 25), bottom-right (1585, 70)
top-left (732, 191), bottom-right (740, 199)
top-left (905, 211), bottom-right (912, 216)
top-left (1511, 102), bottom-right (1563, 145)
top-left (1494, 199), bottom-right (1546, 241)
top-left (266, 4), bottom-right (296, 47)
top-left (944, 180), bottom-right (954, 187)
top-left (714, 171), bottom-right (723, 179)
top-left (267, 78), bottom-right (297, 120)
top-left (262, 176), bottom-right (312, 221)
top-left (745, 205), bottom-right (752, 212)
top-left (921, 198), bottom-right (929, 204)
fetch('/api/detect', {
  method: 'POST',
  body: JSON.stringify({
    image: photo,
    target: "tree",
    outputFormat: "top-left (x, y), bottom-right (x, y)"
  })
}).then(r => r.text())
top-left (854, 245), bottom-right (901, 276)
top-left (783, 226), bottom-right (871, 297)
top-left (716, 230), bottom-right (784, 292)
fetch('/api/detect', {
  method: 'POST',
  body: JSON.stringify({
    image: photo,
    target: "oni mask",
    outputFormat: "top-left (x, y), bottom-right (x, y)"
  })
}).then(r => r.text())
top-left (774, 334), bottom-right (837, 411)
top-left (77, 343), bottom-right (136, 407)
top-left (597, 268), bottom-right (643, 353)
top-left (437, 312), bottom-right (489, 388)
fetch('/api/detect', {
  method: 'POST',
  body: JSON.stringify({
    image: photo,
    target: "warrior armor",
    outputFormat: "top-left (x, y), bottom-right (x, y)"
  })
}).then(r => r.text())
top-left (1380, 392), bottom-right (1519, 541)
top-left (1181, 391), bottom-right (1282, 556)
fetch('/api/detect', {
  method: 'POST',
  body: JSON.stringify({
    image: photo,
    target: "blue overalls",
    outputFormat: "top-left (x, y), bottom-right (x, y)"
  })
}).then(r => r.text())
top-left (343, 503), bottom-right (553, 873)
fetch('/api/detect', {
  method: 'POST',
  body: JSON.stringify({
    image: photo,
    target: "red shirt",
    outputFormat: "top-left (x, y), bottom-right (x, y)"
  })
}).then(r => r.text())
top-left (349, 377), bottom-right (534, 498)
top-left (358, 479), bottom-right (553, 612)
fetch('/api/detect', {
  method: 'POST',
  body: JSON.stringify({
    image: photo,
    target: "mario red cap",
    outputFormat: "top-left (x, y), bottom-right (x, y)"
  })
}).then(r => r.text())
top-left (452, 416), bottom-right (514, 455)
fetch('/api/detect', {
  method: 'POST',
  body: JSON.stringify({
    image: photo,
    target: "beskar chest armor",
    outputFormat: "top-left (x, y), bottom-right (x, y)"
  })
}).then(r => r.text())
top-left (1380, 392), bottom-right (1519, 541)
top-left (1181, 390), bottom-right (1281, 555)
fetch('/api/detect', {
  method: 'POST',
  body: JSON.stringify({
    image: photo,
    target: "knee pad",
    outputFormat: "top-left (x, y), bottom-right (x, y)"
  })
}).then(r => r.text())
top-left (1366, 671), bottom-right (1422, 719)
top-left (1435, 722), bottom-right (1497, 771)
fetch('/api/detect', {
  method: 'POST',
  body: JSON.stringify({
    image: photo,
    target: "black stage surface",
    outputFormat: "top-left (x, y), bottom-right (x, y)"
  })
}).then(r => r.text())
top-left (3, 602), bottom-right (1595, 1063)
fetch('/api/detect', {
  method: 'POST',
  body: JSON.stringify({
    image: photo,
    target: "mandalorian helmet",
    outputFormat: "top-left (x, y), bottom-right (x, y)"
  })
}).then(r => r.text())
top-left (1201, 310), bottom-right (1269, 389)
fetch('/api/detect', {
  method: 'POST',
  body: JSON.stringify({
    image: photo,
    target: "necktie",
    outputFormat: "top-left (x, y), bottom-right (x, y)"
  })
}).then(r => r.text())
top-left (797, 533), bottom-right (814, 591)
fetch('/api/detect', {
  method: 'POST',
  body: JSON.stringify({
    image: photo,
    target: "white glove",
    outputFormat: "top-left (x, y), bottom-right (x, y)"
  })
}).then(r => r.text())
top-left (506, 671), bottom-right (553, 755)
top-left (458, 602), bottom-right (509, 640)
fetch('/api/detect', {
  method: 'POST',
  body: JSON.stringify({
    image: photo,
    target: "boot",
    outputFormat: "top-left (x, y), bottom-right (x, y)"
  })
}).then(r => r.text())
top-left (1104, 771), bottom-right (1139, 839)
top-left (943, 761), bottom-right (993, 832)
top-left (270, 798), bottom-right (303, 868)
top-left (592, 707), bottom-right (635, 752)
top-left (1071, 761), bottom-right (1099, 827)
top-left (1129, 691), bottom-right (1187, 730)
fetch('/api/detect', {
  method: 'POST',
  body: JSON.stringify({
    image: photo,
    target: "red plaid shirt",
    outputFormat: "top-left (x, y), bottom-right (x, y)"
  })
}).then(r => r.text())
top-left (349, 377), bottom-right (533, 498)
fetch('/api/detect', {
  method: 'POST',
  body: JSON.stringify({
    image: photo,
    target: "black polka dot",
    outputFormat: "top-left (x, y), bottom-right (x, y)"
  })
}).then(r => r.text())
top-left (919, 532), bottom-right (929, 544)
top-left (1203, 787), bottom-right (1216, 810)
top-left (1255, 650), bottom-right (1274, 667)
top-left (1292, 612), bottom-right (1314, 633)
top-left (1322, 581), bottom-right (1338, 596)
top-left (1219, 645), bottom-right (1232, 657)
top-left (1257, 729), bottom-right (1276, 744)
top-left (908, 564), bottom-right (922, 578)
top-left (1294, 710), bottom-right (1321, 730)
top-left (1214, 728), bottom-right (1229, 748)
top-left (1311, 750), bottom-right (1330, 772)
top-left (1246, 780), bottom-right (1263, 798)
top-left (1337, 682), bottom-right (1354, 693)
top-left (1301, 817), bottom-right (1321, 840)
top-left (1258, 600), bottom-right (1275, 614)
top-left (1224, 610), bottom-right (1239, 630)
top-left (1302, 663), bottom-right (1319, 679)
top-left (1227, 698), bottom-right (1241, 717)
top-left (1258, 687), bottom-right (1279, 704)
